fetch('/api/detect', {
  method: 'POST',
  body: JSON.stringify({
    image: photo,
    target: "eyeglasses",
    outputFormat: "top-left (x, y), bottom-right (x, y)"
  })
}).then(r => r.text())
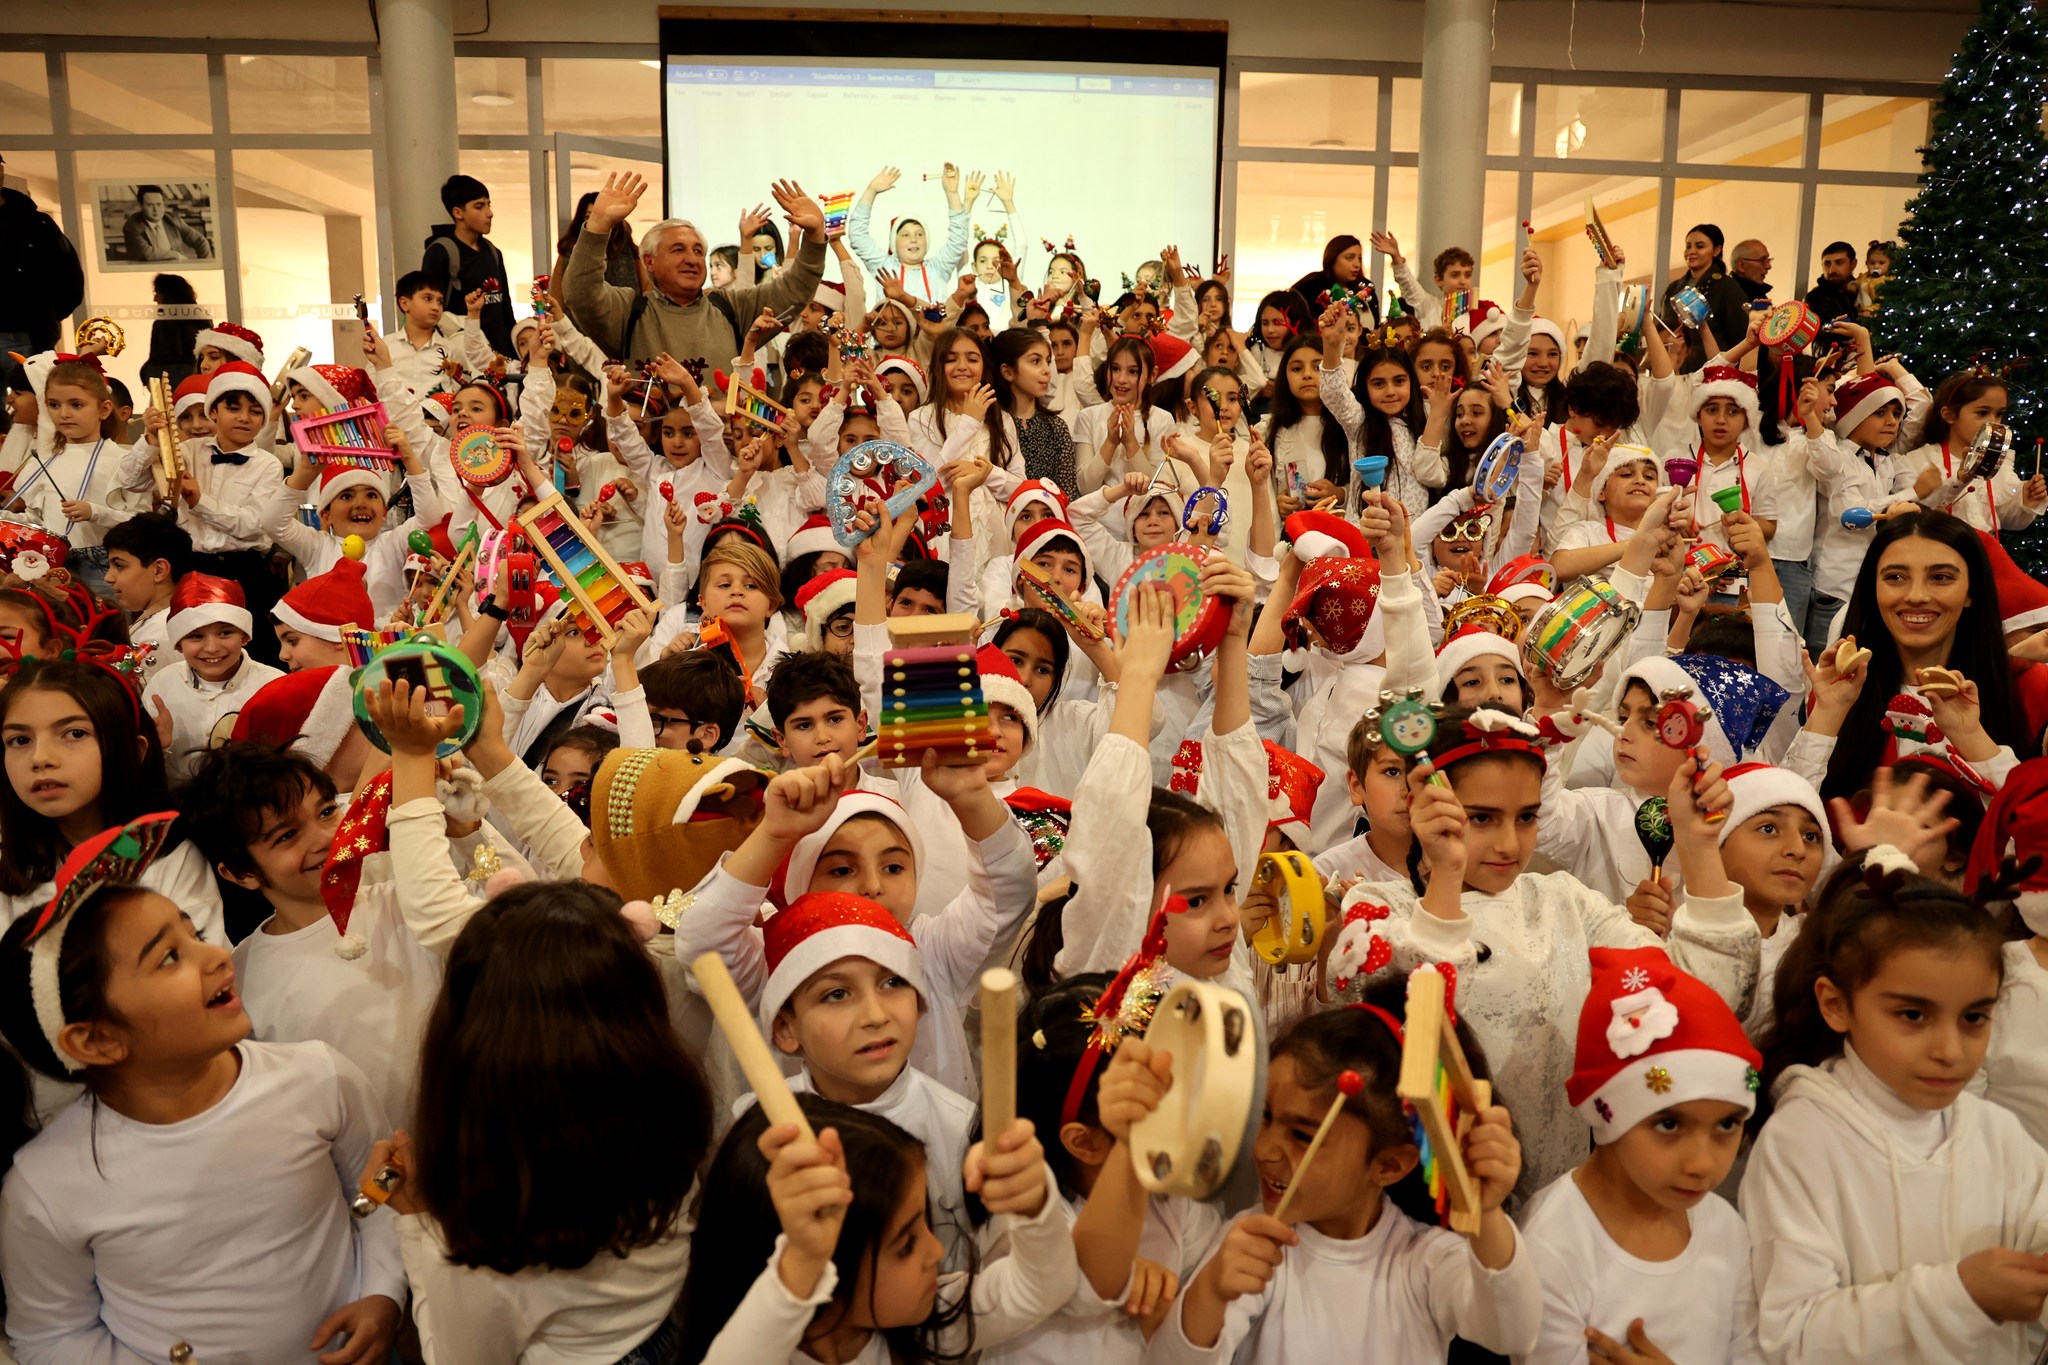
top-left (825, 616), bottom-right (856, 640)
top-left (648, 711), bottom-right (695, 736)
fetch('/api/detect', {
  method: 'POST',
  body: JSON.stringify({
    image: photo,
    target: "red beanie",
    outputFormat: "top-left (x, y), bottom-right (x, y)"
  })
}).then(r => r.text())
top-left (273, 559), bottom-right (375, 642)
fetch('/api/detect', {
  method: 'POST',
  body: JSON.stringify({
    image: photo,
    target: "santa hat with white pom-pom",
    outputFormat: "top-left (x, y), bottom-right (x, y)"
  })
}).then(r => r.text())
top-left (1566, 945), bottom-right (1759, 1145)
top-left (1965, 756), bottom-right (2048, 936)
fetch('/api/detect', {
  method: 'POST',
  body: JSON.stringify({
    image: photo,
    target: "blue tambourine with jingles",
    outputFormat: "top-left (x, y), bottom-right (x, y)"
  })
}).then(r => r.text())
top-left (827, 440), bottom-right (938, 549)
top-left (1473, 433), bottom-right (1524, 501)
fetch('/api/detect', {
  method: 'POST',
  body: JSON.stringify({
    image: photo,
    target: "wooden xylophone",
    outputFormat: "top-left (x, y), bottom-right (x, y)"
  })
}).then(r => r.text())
top-left (879, 614), bottom-right (991, 769)
top-left (515, 491), bottom-right (653, 649)
top-left (292, 401), bottom-right (400, 470)
top-left (725, 376), bottom-right (791, 434)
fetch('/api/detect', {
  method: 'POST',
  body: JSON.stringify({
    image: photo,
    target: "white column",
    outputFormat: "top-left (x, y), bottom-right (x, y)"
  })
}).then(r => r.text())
top-left (377, 0), bottom-right (459, 268)
top-left (1416, 0), bottom-right (1490, 280)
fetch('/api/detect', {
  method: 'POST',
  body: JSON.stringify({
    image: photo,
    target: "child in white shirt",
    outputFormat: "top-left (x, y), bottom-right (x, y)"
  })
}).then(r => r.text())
top-left (144, 572), bottom-right (283, 785)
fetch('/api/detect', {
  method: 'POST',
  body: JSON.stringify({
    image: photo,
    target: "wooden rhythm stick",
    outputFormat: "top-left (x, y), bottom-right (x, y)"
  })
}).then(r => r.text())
top-left (1272, 1069), bottom-right (1362, 1223)
top-left (147, 376), bottom-right (181, 497)
top-left (692, 952), bottom-right (814, 1139)
top-left (515, 491), bottom-right (654, 649)
top-left (880, 614), bottom-right (991, 769)
top-left (980, 968), bottom-right (1019, 1139)
top-left (1397, 966), bottom-right (1491, 1236)
top-left (416, 532), bottom-right (480, 630)
top-left (726, 375), bottom-right (793, 433)
top-left (1015, 557), bottom-right (1104, 640)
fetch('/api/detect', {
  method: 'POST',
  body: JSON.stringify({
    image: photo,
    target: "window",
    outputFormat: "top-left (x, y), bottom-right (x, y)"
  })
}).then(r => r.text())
top-left (1678, 90), bottom-right (1807, 167)
top-left (1819, 95), bottom-right (1930, 173)
top-left (228, 55), bottom-right (371, 134)
top-left (454, 151), bottom-right (536, 303)
top-left (1238, 72), bottom-right (1376, 150)
top-left (1814, 183), bottom-right (1914, 264)
top-left (543, 60), bottom-right (661, 138)
top-left (1230, 162), bottom-right (1374, 328)
top-left (1668, 180), bottom-right (1801, 281)
top-left (1536, 85), bottom-right (1666, 163)
top-left (459, 57), bottom-right (529, 136)
top-left (0, 52), bottom-right (50, 134)
top-left (1487, 83), bottom-right (1525, 156)
top-left (1532, 171), bottom-right (1662, 319)
top-left (68, 54), bottom-right (210, 135)
top-left (234, 150), bottom-right (379, 378)
top-left (560, 152), bottom-right (667, 263)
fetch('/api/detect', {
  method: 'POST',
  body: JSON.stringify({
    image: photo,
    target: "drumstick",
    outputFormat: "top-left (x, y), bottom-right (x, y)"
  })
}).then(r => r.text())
top-left (1273, 1069), bottom-right (1363, 1223)
top-left (690, 952), bottom-right (814, 1140)
top-left (980, 968), bottom-right (1018, 1140)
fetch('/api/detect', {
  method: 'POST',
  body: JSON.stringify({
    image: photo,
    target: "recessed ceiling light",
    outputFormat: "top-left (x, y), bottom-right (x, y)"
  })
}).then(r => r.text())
top-left (471, 90), bottom-right (515, 107)
top-left (641, 60), bottom-right (661, 70)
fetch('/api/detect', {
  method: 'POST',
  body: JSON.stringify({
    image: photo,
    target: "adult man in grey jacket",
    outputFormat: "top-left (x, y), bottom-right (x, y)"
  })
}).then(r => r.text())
top-left (562, 171), bottom-right (827, 375)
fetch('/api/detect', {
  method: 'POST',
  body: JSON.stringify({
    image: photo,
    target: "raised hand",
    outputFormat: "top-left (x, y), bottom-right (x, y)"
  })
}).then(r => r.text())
top-left (737, 203), bottom-right (772, 242)
top-left (866, 165), bottom-right (900, 196)
top-left (773, 179), bottom-right (825, 236)
top-left (586, 171), bottom-right (647, 234)
top-left (1830, 766), bottom-right (1960, 868)
top-left (1369, 230), bottom-right (1403, 264)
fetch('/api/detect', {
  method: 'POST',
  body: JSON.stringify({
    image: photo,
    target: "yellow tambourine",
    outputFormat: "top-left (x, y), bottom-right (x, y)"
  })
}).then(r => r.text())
top-left (1129, 979), bottom-right (1260, 1199)
top-left (1250, 850), bottom-right (1324, 966)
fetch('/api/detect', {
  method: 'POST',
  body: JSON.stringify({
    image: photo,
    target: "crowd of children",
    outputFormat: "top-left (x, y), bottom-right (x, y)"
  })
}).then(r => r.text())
top-left (0, 158), bottom-right (2043, 1365)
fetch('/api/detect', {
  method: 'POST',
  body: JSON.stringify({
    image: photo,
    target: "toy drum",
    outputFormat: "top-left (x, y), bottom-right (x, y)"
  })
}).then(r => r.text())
top-left (1130, 979), bottom-right (1262, 1199)
top-left (349, 636), bottom-right (484, 759)
top-left (1519, 574), bottom-right (1643, 691)
top-left (1671, 287), bottom-right (1710, 329)
top-left (452, 426), bottom-right (512, 487)
top-left (1618, 284), bottom-right (1651, 344)
top-left (1250, 851), bottom-right (1325, 967)
top-left (1759, 301), bottom-right (1819, 354)
top-left (1473, 432), bottom-right (1524, 501)
top-left (1966, 421), bottom-right (2012, 483)
top-left (0, 516), bottom-right (70, 574)
top-left (1445, 592), bottom-right (1523, 642)
top-left (1111, 542), bottom-right (1230, 673)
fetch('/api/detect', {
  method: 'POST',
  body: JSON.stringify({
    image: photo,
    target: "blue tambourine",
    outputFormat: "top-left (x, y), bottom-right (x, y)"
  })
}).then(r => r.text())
top-left (1182, 487), bottom-right (1229, 535)
top-left (1473, 433), bottom-right (1524, 501)
top-left (826, 440), bottom-right (939, 549)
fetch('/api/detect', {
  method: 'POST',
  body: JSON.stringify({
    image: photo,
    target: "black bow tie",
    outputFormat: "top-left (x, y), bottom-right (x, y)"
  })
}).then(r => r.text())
top-left (210, 451), bottom-right (249, 467)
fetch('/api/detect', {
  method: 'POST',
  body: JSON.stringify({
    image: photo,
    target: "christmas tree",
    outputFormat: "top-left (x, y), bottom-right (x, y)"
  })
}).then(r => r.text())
top-left (1873, 0), bottom-right (2048, 573)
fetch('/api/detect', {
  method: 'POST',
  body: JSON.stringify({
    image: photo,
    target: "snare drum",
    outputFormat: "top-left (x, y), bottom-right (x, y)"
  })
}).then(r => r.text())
top-left (1672, 287), bottom-right (1711, 328)
top-left (1130, 979), bottom-right (1261, 1199)
top-left (1250, 851), bottom-right (1324, 966)
top-left (1520, 575), bottom-right (1643, 690)
top-left (1473, 432), bottom-right (1524, 501)
top-left (1111, 543), bottom-right (1230, 672)
top-left (452, 427), bottom-right (512, 487)
top-left (349, 636), bottom-right (484, 759)
top-left (1759, 301), bottom-right (1820, 354)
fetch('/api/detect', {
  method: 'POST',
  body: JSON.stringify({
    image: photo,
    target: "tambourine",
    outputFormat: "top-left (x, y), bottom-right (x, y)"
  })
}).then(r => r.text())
top-left (1966, 421), bottom-right (2012, 483)
top-left (349, 636), bottom-right (484, 759)
top-left (1520, 574), bottom-right (1643, 690)
top-left (1445, 592), bottom-right (1523, 642)
top-left (826, 440), bottom-right (937, 549)
top-left (1129, 978), bottom-right (1262, 1199)
top-left (1489, 554), bottom-right (1555, 595)
top-left (1671, 287), bottom-right (1710, 329)
top-left (1473, 433), bottom-right (1524, 501)
top-left (1759, 301), bottom-right (1819, 354)
top-left (0, 516), bottom-right (70, 574)
top-left (1110, 542), bottom-right (1229, 672)
top-left (452, 426), bottom-right (512, 487)
top-left (75, 316), bottom-right (125, 356)
top-left (1617, 284), bottom-right (1651, 351)
top-left (1250, 851), bottom-right (1324, 966)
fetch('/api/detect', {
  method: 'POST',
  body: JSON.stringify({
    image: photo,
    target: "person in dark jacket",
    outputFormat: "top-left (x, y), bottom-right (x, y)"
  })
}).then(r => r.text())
top-left (1657, 223), bottom-right (1751, 373)
top-left (140, 273), bottom-right (206, 391)
top-left (1804, 240), bottom-right (1862, 332)
top-left (0, 157), bottom-right (83, 356)
top-left (421, 173), bottom-right (516, 358)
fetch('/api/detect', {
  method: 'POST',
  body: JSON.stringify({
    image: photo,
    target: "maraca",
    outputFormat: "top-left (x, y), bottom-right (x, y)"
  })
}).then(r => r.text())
top-left (407, 529), bottom-right (433, 556)
top-left (598, 482), bottom-right (617, 502)
top-left (1841, 507), bottom-right (1876, 529)
top-left (341, 534), bottom-right (367, 562)
top-left (659, 479), bottom-right (674, 503)
top-left (1634, 796), bottom-right (1674, 879)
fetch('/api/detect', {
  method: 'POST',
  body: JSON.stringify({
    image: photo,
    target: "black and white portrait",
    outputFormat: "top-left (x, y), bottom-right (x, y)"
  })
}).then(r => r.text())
top-left (92, 178), bottom-right (220, 271)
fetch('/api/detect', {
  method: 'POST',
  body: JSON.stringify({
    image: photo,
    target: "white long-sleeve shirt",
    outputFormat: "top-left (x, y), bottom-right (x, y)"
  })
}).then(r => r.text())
top-left (261, 469), bottom-right (447, 617)
top-left (1, 430), bottom-right (140, 550)
top-left (0, 1041), bottom-right (407, 1365)
top-left (1318, 363), bottom-right (1441, 518)
top-left (1895, 439), bottom-right (2042, 533)
top-left (114, 433), bottom-right (287, 553)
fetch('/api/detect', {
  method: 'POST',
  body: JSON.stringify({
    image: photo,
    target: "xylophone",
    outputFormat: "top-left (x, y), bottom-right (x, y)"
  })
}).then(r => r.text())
top-left (878, 614), bottom-right (991, 769)
top-left (1398, 964), bottom-right (1491, 1235)
top-left (819, 190), bottom-right (855, 238)
top-left (1583, 198), bottom-right (1620, 269)
top-left (725, 374), bottom-right (792, 434)
top-left (416, 527), bottom-right (480, 629)
top-left (515, 491), bottom-right (654, 649)
top-left (341, 624), bottom-right (407, 670)
top-left (292, 401), bottom-right (400, 470)
top-left (1015, 557), bottom-right (1104, 640)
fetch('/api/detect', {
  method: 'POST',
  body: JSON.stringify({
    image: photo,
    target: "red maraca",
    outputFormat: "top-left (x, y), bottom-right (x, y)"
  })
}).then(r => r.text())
top-left (598, 482), bottom-right (617, 503)
top-left (659, 480), bottom-right (674, 503)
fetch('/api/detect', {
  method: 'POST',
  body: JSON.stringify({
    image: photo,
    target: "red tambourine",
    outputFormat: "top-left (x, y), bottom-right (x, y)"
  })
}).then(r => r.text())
top-left (1111, 542), bottom-right (1229, 672)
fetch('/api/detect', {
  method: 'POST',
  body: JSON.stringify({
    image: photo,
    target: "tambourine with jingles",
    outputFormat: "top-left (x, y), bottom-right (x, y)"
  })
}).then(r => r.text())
top-left (1473, 432), bottom-right (1524, 502)
top-left (1445, 592), bottom-right (1523, 643)
top-left (350, 636), bottom-right (484, 759)
top-left (1129, 978), bottom-right (1262, 1199)
top-left (1250, 851), bottom-right (1325, 967)
top-left (1111, 542), bottom-right (1230, 673)
top-left (1520, 575), bottom-right (1643, 690)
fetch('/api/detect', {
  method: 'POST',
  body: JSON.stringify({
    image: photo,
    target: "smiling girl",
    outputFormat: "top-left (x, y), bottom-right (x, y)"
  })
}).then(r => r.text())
top-left (1895, 368), bottom-right (2048, 535)
top-left (1073, 337), bottom-right (1176, 492)
top-left (1319, 311), bottom-right (1443, 517)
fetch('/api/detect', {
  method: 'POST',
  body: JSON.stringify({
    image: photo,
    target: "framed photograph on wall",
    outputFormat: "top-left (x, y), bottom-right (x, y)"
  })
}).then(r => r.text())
top-left (91, 178), bottom-right (220, 272)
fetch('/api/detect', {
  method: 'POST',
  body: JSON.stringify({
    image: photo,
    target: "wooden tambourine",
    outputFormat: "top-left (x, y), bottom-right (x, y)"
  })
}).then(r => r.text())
top-left (1129, 978), bottom-right (1261, 1199)
top-left (1111, 542), bottom-right (1229, 673)
top-left (1250, 851), bottom-right (1324, 966)
top-left (1759, 301), bottom-right (1819, 354)
top-left (452, 426), bottom-right (512, 487)
top-left (1520, 575), bottom-right (1642, 690)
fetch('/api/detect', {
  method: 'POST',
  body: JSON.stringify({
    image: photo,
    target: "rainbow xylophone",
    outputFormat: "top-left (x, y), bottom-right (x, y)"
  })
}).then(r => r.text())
top-left (515, 491), bottom-right (654, 649)
top-left (725, 376), bottom-right (792, 434)
top-left (341, 624), bottom-right (408, 670)
top-left (1583, 198), bottom-right (1620, 269)
top-left (879, 614), bottom-right (991, 769)
top-left (820, 190), bottom-right (855, 238)
top-left (1398, 964), bottom-right (1490, 1235)
top-left (292, 401), bottom-right (400, 470)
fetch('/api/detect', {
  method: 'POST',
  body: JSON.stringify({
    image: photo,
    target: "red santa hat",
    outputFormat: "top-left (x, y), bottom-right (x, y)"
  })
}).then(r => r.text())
top-left (1689, 364), bottom-right (1761, 431)
top-left (273, 558), bottom-right (375, 642)
top-left (1170, 738), bottom-right (1324, 849)
top-left (1282, 555), bottom-right (1381, 655)
top-left (978, 643), bottom-right (1039, 746)
top-left (1013, 517), bottom-right (1091, 587)
top-left (1007, 479), bottom-right (1069, 527)
top-left (794, 569), bottom-right (857, 651)
top-left (1284, 509), bottom-right (1372, 561)
top-left (194, 321), bottom-right (265, 369)
top-left (1468, 304), bottom-right (1507, 347)
top-left (287, 362), bottom-right (372, 415)
top-left (1980, 531), bottom-right (2048, 635)
top-left (813, 279), bottom-right (847, 312)
top-left (317, 463), bottom-right (388, 511)
top-left (1435, 627), bottom-right (1520, 686)
top-left (171, 373), bottom-right (211, 419)
top-left (758, 892), bottom-right (928, 1033)
top-left (1567, 946), bottom-right (1761, 1144)
top-left (778, 791), bottom-right (926, 911)
top-left (1147, 332), bottom-right (1197, 384)
top-left (1832, 371), bottom-right (1907, 440)
top-left (230, 665), bottom-right (357, 769)
top-left (1966, 756), bottom-right (2048, 935)
top-left (1718, 763), bottom-right (1827, 847)
top-left (876, 355), bottom-right (928, 404)
top-left (787, 513), bottom-right (842, 566)
top-left (205, 361), bottom-right (273, 420)
top-left (166, 572), bottom-right (252, 645)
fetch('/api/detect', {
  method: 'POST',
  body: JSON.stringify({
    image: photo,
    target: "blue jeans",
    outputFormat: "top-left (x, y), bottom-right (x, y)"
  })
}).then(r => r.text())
top-left (612, 1315), bottom-right (681, 1365)
top-left (1772, 556), bottom-right (1814, 655)
top-left (1804, 589), bottom-right (1846, 660)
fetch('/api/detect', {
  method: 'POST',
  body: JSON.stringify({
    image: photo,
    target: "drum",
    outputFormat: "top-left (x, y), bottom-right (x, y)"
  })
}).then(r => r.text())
top-left (1111, 542), bottom-right (1230, 672)
top-left (0, 516), bottom-right (70, 574)
top-left (1618, 284), bottom-right (1651, 346)
top-left (1250, 851), bottom-right (1324, 967)
top-left (1488, 554), bottom-right (1556, 595)
top-left (1444, 592), bottom-right (1523, 642)
top-left (452, 426), bottom-right (512, 487)
top-left (349, 636), bottom-right (484, 759)
top-left (1671, 287), bottom-right (1711, 328)
top-left (1520, 574), bottom-right (1643, 690)
top-left (1759, 301), bottom-right (1820, 354)
top-left (1966, 421), bottom-right (2012, 483)
top-left (1473, 432), bottom-right (1524, 501)
top-left (826, 440), bottom-right (936, 549)
top-left (1130, 979), bottom-right (1262, 1199)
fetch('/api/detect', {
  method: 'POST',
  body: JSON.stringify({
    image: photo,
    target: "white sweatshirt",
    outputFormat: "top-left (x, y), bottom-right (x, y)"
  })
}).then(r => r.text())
top-left (1147, 1206), bottom-right (1543, 1363)
top-left (1741, 1045), bottom-right (2048, 1364)
top-left (146, 654), bottom-right (284, 786)
top-left (0, 1041), bottom-right (407, 1365)
top-left (1979, 940), bottom-right (2048, 1152)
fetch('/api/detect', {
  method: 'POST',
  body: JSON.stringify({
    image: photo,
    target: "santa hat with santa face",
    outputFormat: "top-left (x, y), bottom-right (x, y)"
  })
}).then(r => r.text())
top-left (757, 891), bottom-right (929, 1034)
top-left (194, 321), bottom-right (265, 370)
top-left (273, 558), bottom-right (375, 643)
top-left (1966, 756), bottom-right (2048, 935)
top-left (1567, 945), bottom-right (1761, 1145)
top-left (166, 572), bottom-right (252, 645)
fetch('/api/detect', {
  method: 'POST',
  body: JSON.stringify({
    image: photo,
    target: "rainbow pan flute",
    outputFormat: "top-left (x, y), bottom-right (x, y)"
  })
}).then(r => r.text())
top-left (1759, 301), bottom-right (1820, 355)
top-left (726, 375), bottom-right (792, 434)
top-left (879, 614), bottom-right (991, 769)
top-left (292, 400), bottom-right (400, 471)
top-left (515, 491), bottom-right (655, 649)
top-left (1399, 964), bottom-right (1491, 1235)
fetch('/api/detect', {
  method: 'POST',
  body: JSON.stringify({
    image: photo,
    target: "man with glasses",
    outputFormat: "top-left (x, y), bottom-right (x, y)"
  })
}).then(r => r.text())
top-left (1730, 240), bottom-right (1774, 303)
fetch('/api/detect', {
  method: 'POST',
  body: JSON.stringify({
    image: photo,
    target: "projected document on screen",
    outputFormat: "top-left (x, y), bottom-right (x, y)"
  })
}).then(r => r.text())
top-left (663, 59), bottom-right (1218, 307)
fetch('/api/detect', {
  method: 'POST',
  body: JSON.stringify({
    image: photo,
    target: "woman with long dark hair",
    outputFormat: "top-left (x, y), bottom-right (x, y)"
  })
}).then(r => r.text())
top-left (138, 272), bottom-right (206, 390)
top-left (548, 190), bottom-right (650, 312)
top-left (1656, 223), bottom-right (1750, 372)
top-left (1289, 233), bottom-right (1377, 326)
